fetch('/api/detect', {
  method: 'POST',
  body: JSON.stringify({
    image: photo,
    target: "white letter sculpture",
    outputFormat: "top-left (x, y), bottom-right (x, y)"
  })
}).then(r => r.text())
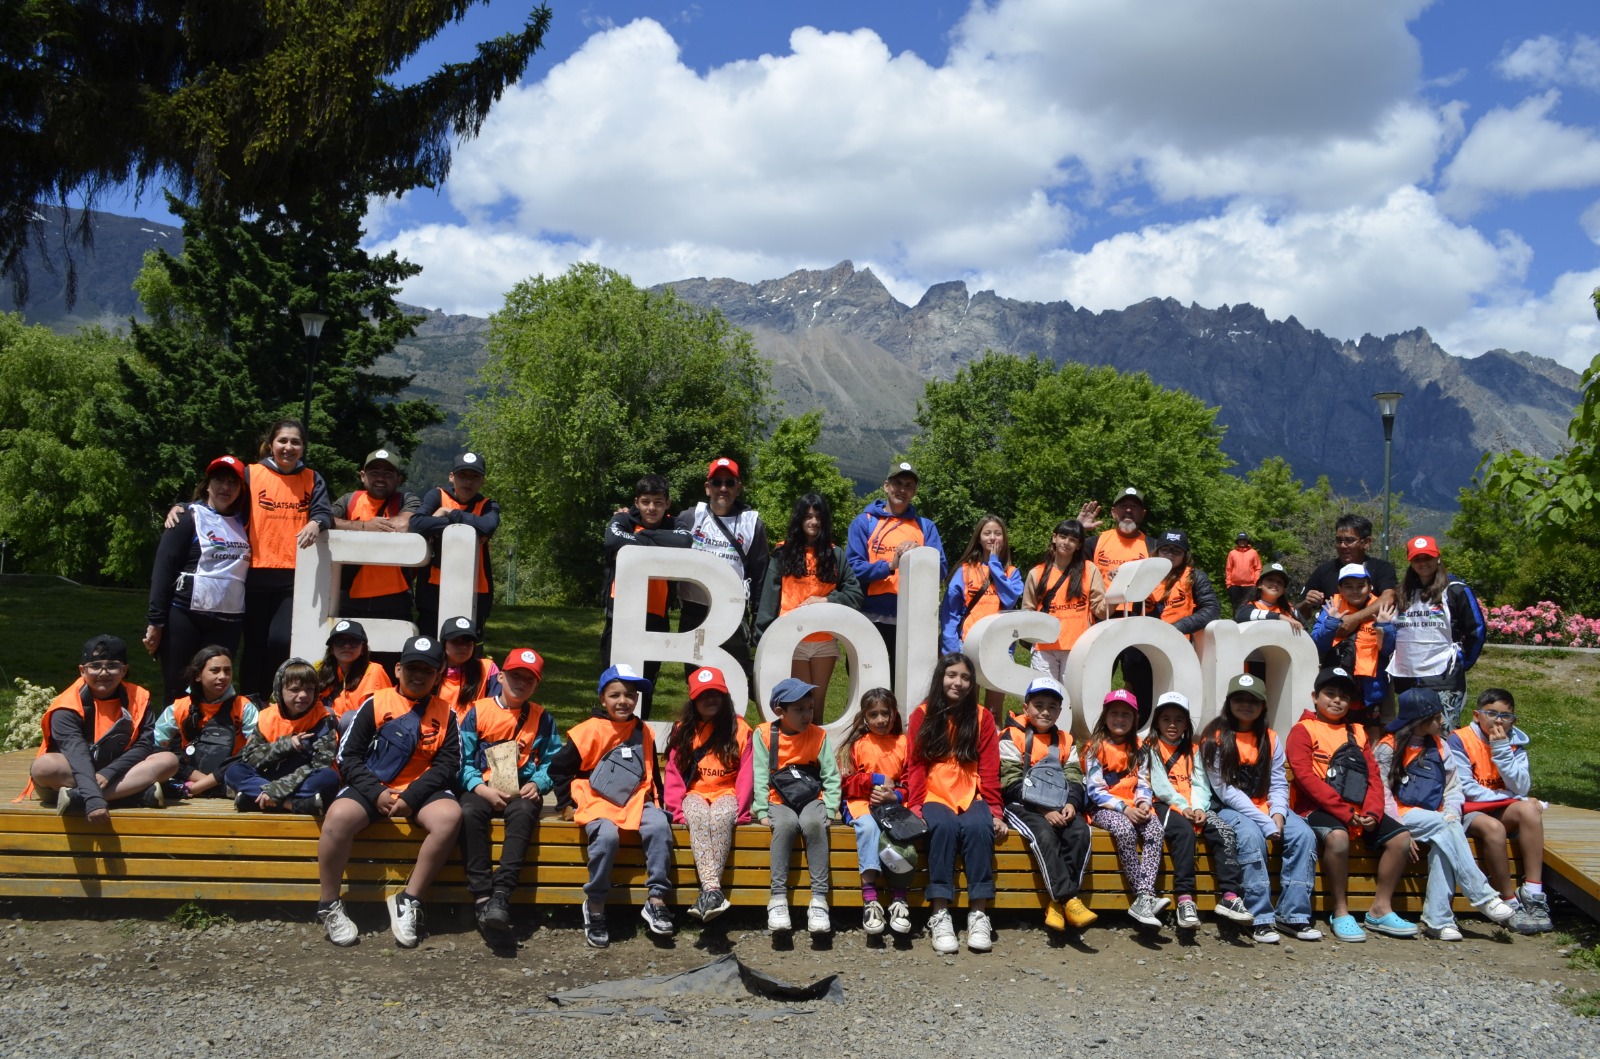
top-left (752, 604), bottom-right (889, 738)
top-left (1197, 618), bottom-right (1319, 736)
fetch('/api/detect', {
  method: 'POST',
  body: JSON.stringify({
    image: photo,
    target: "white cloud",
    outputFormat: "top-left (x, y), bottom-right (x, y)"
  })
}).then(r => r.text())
top-left (1582, 200), bottom-right (1600, 245)
top-left (1496, 34), bottom-right (1600, 91)
top-left (1434, 267), bottom-right (1600, 372)
top-left (1439, 91), bottom-right (1600, 213)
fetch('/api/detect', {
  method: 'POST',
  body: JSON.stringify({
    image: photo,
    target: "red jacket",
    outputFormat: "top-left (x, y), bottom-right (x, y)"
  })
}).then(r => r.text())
top-left (1285, 708), bottom-right (1385, 825)
top-left (905, 704), bottom-right (1002, 820)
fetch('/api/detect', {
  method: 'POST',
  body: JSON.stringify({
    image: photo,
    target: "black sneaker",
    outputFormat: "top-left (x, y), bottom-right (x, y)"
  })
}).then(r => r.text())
top-left (640, 899), bottom-right (676, 937)
top-left (583, 905), bottom-right (610, 948)
top-left (480, 890), bottom-right (512, 931)
top-left (287, 794), bottom-right (324, 816)
top-left (234, 792), bottom-right (256, 812)
top-left (699, 889), bottom-right (730, 923)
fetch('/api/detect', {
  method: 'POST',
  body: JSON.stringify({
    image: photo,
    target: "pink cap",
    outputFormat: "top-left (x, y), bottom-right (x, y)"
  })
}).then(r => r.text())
top-left (1103, 689), bottom-right (1139, 712)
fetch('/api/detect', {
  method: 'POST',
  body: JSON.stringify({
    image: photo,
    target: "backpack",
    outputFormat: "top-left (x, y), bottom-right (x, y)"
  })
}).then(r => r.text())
top-left (588, 722), bottom-right (649, 806)
top-left (767, 721), bottom-right (824, 811)
top-left (181, 697), bottom-right (241, 777)
top-left (1018, 727), bottom-right (1070, 811)
top-left (1323, 724), bottom-right (1369, 806)
top-left (1396, 740), bottom-right (1446, 812)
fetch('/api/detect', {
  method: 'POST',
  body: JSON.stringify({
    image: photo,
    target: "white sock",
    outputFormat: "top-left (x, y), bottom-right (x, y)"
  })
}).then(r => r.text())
top-left (1523, 880), bottom-right (1544, 896)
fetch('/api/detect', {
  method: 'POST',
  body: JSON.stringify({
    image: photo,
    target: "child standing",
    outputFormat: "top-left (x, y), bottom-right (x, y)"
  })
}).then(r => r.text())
top-left (1021, 519), bottom-right (1107, 683)
top-left (223, 657), bottom-right (339, 813)
top-left (663, 666), bottom-right (754, 924)
top-left (548, 664), bottom-right (676, 947)
top-left (1084, 689), bottom-right (1168, 927)
top-left (835, 688), bottom-right (912, 936)
top-left (907, 652), bottom-right (1006, 954)
top-left (316, 634), bottom-right (463, 948)
top-left (457, 647), bottom-right (561, 934)
top-left (1000, 676), bottom-right (1097, 932)
top-left (755, 493), bottom-right (864, 700)
top-left (601, 474), bottom-right (692, 718)
top-left (940, 515), bottom-right (1024, 721)
top-left (1310, 565), bottom-right (1397, 727)
top-left (1200, 673), bottom-right (1320, 944)
top-left (1286, 668), bottom-right (1417, 942)
top-left (1147, 691), bottom-right (1251, 929)
top-left (153, 645), bottom-right (258, 800)
top-left (1449, 688), bottom-right (1551, 933)
top-left (1374, 689), bottom-right (1515, 941)
top-left (753, 677), bottom-right (842, 935)
top-left (1234, 563), bottom-right (1297, 623)
top-left (316, 620), bottom-right (392, 727)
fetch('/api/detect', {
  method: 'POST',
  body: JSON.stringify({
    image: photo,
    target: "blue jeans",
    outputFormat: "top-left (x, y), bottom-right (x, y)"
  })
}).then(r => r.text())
top-left (1217, 807), bottom-right (1317, 927)
top-left (1399, 808), bottom-right (1497, 928)
top-left (849, 810), bottom-right (883, 874)
top-left (923, 800), bottom-right (996, 902)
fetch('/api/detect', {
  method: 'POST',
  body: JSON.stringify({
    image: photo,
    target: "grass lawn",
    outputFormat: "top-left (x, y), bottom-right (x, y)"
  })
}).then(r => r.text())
top-left (3, 582), bottom-right (1595, 808)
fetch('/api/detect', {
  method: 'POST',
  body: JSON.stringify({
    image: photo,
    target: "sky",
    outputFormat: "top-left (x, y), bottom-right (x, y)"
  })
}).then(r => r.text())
top-left (122, 0), bottom-right (1600, 371)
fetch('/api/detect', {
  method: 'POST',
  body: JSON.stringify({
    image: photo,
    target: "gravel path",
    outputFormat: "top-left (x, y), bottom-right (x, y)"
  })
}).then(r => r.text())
top-left (2, 903), bottom-right (1598, 1058)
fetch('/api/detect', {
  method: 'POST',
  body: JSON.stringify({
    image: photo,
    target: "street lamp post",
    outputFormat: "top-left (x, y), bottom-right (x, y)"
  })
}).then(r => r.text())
top-left (298, 309), bottom-right (330, 429)
top-left (1373, 391), bottom-right (1404, 561)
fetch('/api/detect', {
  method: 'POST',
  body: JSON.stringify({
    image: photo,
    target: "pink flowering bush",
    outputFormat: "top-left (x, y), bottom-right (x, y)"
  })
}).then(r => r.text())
top-left (1486, 602), bottom-right (1600, 648)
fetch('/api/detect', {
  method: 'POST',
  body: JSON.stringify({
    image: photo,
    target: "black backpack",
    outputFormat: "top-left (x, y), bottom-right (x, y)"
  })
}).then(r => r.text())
top-left (1323, 724), bottom-right (1369, 806)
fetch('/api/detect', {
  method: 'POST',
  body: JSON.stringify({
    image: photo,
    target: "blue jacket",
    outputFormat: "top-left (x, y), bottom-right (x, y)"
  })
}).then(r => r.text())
top-left (1309, 609), bottom-right (1396, 710)
top-left (939, 556), bottom-right (1024, 653)
top-left (846, 500), bottom-right (946, 621)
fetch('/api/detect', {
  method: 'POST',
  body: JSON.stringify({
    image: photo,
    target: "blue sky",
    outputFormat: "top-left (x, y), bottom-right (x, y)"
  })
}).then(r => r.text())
top-left (115, 1), bottom-right (1600, 370)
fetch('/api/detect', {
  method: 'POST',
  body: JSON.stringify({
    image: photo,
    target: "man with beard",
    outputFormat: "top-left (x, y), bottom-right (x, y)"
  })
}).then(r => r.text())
top-left (1086, 487), bottom-right (1163, 710)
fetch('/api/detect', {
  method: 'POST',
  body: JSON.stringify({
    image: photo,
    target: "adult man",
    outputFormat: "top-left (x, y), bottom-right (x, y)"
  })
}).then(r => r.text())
top-left (331, 448), bottom-right (422, 624)
top-left (1224, 532), bottom-right (1262, 612)
top-left (1297, 515), bottom-right (1397, 635)
top-left (412, 451), bottom-right (500, 636)
top-left (1086, 487), bottom-right (1162, 711)
top-left (675, 457), bottom-right (769, 684)
top-left (846, 461), bottom-right (946, 682)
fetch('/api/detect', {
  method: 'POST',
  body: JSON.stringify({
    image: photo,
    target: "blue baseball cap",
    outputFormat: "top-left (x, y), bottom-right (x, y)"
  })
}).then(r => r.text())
top-left (1387, 687), bottom-right (1446, 733)
top-left (597, 663), bottom-right (653, 697)
top-left (769, 677), bottom-right (817, 706)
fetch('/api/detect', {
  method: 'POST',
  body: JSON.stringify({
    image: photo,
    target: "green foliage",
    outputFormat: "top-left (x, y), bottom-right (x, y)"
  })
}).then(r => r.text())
top-left (1232, 460), bottom-right (1411, 591)
top-left (114, 190), bottom-right (443, 519)
top-left (467, 264), bottom-right (774, 603)
top-left (744, 410), bottom-right (860, 536)
top-left (905, 353), bottom-right (1236, 571)
top-left (1448, 474), bottom-right (1600, 612)
top-left (3, 1), bottom-right (551, 304)
top-left (0, 315), bottom-right (148, 579)
top-left (168, 898), bottom-right (232, 931)
top-left (0, 678), bottom-right (54, 752)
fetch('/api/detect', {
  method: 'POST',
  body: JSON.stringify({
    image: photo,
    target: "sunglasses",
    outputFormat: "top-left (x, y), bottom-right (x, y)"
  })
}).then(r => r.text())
top-left (1333, 536), bottom-right (1364, 545)
top-left (708, 478), bottom-right (739, 488)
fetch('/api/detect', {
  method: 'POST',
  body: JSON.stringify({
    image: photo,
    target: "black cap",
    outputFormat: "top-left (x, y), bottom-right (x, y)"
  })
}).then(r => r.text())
top-left (1157, 530), bottom-right (1190, 553)
top-left (452, 451), bottom-right (485, 475)
top-left (1314, 666), bottom-right (1359, 697)
top-left (398, 635), bottom-right (445, 669)
top-left (326, 619), bottom-right (368, 645)
top-left (440, 615), bottom-right (479, 642)
top-left (80, 634), bottom-right (128, 664)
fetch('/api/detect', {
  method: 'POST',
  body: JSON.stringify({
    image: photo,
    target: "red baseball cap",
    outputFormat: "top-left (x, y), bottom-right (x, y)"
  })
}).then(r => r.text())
top-left (689, 666), bottom-right (729, 698)
top-left (707, 457), bottom-right (740, 480)
top-left (502, 647), bottom-right (544, 679)
top-left (1407, 535), bottom-right (1440, 560)
top-left (206, 455), bottom-right (245, 478)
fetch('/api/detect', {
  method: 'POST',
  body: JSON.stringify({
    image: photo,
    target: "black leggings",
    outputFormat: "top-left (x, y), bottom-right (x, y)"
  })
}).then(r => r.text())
top-left (157, 606), bottom-right (243, 708)
top-left (241, 587), bottom-right (294, 698)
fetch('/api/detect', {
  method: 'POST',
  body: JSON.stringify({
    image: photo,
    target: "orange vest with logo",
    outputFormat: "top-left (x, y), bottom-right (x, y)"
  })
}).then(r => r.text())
top-left (568, 716), bottom-right (657, 829)
top-left (369, 688), bottom-right (453, 791)
top-left (248, 463), bottom-right (315, 570)
top-left (427, 492), bottom-right (490, 592)
top-left (608, 520), bottom-right (669, 617)
top-left (845, 731), bottom-right (908, 819)
top-left (1289, 715), bottom-right (1369, 816)
top-left (1029, 562), bottom-right (1093, 651)
top-left (913, 705), bottom-right (980, 812)
top-left (958, 560), bottom-right (1016, 640)
top-left (1328, 596), bottom-right (1382, 677)
top-left (325, 661), bottom-right (392, 720)
top-left (764, 723), bottom-right (828, 805)
top-left (779, 546), bottom-right (835, 643)
top-left (344, 491), bottom-right (409, 598)
top-left (683, 717), bottom-right (753, 800)
top-left (1093, 532), bottom-right (1149, 608)
top-left (1232, 730), bottom-right (1277, 813)
top-left (18, 680), bottom-right (153, 801)
top-left (255, 700), bottom-right (331, 744)
top-left (1149, 567), bottom-right (1196, 631)
top-left (469, 696), bottom-right (547, 784)
top-left (1084, 738), bottom-right (1140, 803)
top-left (168, 693), bottom-right (251, 755)
top-left (440, 658), bottom-right (496, 723)
top-left (864, 515), bottom-right (926, 597)
top-left (1452, 725), bottom-right (1504, 791)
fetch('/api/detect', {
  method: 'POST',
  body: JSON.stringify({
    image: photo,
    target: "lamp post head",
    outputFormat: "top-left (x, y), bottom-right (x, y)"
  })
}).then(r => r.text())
top-left (1373, 391), bottom-right (1403, 419)
top-left (298, 310), bottom-right (330, 339)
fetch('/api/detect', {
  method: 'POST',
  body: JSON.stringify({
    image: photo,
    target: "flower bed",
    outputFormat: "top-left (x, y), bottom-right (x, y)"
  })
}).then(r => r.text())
top-left (1485, 602), bottom-right (1600, 648)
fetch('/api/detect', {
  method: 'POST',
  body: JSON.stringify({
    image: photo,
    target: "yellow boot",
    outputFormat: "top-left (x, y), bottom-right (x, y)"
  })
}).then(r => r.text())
top-left (1044, 900), bottom-right (1066, 931)
top-left (1064, 897), bottom-right (1098, 929)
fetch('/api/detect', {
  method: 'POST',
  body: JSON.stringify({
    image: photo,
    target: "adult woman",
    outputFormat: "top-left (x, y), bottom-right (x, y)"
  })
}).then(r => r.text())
top-left (1021, 518), bottom-right (1108, 683)
top-left (145, 455), bottom-right (252, 707)
top-left (755, 494), bottom-right (863, 705)
top-left (1387, 535), bottom-right (1486, 725)
top-left (939, 514), bottom-right (1023, 720)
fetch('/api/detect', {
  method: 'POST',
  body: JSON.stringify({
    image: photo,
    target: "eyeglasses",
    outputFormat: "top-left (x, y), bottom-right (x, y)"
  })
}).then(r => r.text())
top-left (708, 478), bottom-right (739, 488)
top-left (82, 662), bottom-right (127, 674)
top-left (1479, 709), bottom-right (1515, 722)
top-left (1333, 536), bottom-right (1364, 545)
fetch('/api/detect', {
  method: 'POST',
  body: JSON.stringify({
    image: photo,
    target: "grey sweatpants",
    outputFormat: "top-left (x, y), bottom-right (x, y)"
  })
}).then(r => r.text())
top-left (584, 805), bottom-right (674, 902)
top-left (768, 799), bottom-right (831, 898)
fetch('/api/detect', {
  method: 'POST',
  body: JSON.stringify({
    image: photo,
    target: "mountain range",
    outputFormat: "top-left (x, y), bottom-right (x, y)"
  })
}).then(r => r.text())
top-left (3, 209), bottom-right (1583, 513)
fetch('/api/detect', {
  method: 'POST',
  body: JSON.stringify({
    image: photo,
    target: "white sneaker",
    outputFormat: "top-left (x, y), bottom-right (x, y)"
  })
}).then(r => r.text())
top-left (1425, 922), bottom-right (1464, 942)
top-left (318, 900), bottom-right (358, 946)
top-left (966, 909), bottom-right (993, 952)
top-left (928, 908), bottom-right (958, 954)
top-left (807, 896), bottom-right (832, 934)
top-left (1476, 896), bottom-right (1515, 924)
top-left (887, 900), bottom-right (913, 934)
top-left (767, 897), bottom-right (792, 932)
top-left (862, 901), bottom-right (887, 935)
top-left (386, 892), bottom-right (420, 948)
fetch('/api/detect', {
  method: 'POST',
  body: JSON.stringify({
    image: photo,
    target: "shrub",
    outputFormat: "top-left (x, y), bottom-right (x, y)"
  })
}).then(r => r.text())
top-left (0, 678), bottom-right (54, 752)
top-left (1485, 603), bottom-right (1600, 648)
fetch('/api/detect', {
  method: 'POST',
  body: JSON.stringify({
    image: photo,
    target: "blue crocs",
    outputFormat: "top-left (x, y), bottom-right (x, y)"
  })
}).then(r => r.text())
top-left (1331, 914), bottom-right (1368, 942)
top-left (1364, 910), bottom-right (1419, 938)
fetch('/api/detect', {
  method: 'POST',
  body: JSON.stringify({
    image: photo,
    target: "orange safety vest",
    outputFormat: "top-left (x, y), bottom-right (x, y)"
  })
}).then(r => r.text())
top-left (368, 687), bottom-right (453, 792)
top-left (1029, 562), bottom-right (1094, 651)
top-left (1093, 532), bottom-right (1148, 608)
top-left (440, 657), bottom-right (496, 723)
top-left (913, 705), bottom-right (980, 812)
top-left (468, 695), bottom-right (548, 785)
top-left (1149, 567), bottom-right (1196, 628)
top-left (255, 700), bottom-right (331, 744)
top-left (1289, 715), bottom-right (1370, 816)
top-left (248, 463), bottom-right (315, 570)
top-left (567, 716), bottom-right (657, 829)
top-left (764, 723), bottom-right (828, 805)
top-left (1083, 738), bottom-right (1140, 803)
top-left (18, 680), bottom-right (153, 800)
top-left (1376, 733), bottom-right (1449, 815)
top-left (427, 492), bottom-right (491, 593)
top-left (168, 693), bottom-right (251, 756)
top-left (864, 515), bottom-right (926, 597)
top-left (1231, 730), bottom-right (1277, 814)
top-left (681, 717), bottom-right (753, 800)
top-left (344, 491), bottom-right (410, 598)
top-left (324, 661), bottom-right (393, 720)
top-left (1152, 736), bottom-right (1197, 806)
top-left (778, 546), bottom-right (836, 644)
top-left (1003, 719), bottom-right (1074, 764)
top-left (1328, 596), bottom-right (1382, 677)
top-left (608, 520), bottom-right (669, 617)
top-left (958, 560), bottom-right (1016, 640)
top-left (1451, 725), bottom-right (1504, 791)
top-left (844, 731), bottom-right (908, 820)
